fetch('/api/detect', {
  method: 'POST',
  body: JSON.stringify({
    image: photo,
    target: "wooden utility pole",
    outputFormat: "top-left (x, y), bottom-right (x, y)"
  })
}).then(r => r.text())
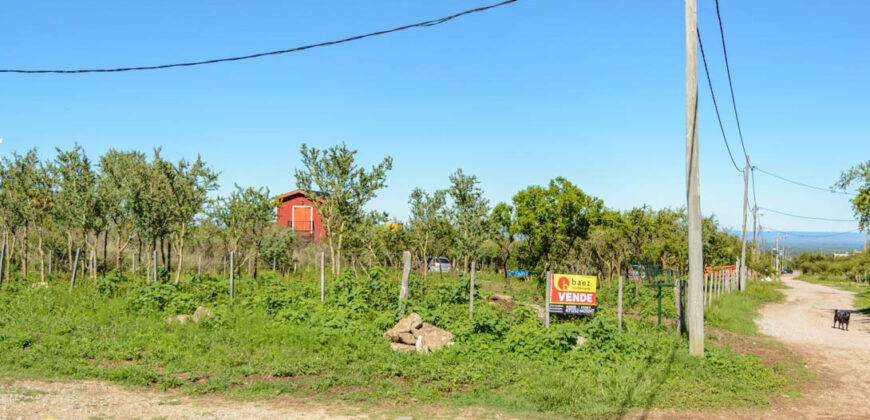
top-left (230, 251), bottom-right (235, 301)
top-left (398, 251), bottom-right (411, 315)
top-left (469, 262), bottom-right (476, 321)
top-left (320, 251), bottom-right (325, 303)
top-left (753, 205), bottom-right (758, 255)
top-left (740, 154), bottom-right (750, 291)
top-left (618, 275), bottom-right (623, 331)
top-left (685, 0), bottom-right (704, 357)
top-left (69, 248), bottom-right (80, 293)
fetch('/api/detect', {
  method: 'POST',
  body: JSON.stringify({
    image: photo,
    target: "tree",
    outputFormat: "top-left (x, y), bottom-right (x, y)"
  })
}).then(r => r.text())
top-left (294, 143), bottom-right (393, 275)
top-left (154, 153), bottom-right (218, 283)
top-left (490, 202), bottom-right (515, 281)
top-left (52, 145), bottom-right (104, 277)
top-left (212, 185), bottom-right (275, 278)
top-left (447, 169), bottom-right (490, 272)
top-left (836, 161), bottom-right (870, 232)
top-left (512, 177), bottom-right (603, 284)
top-left (0, 149), bottom-right (46, 279)
top-left (259, 226), bottom-right (296, 275)
top-left (408, 188), bottom-right (448, 277)
top-left (98, 150), bottom-right (147, 268)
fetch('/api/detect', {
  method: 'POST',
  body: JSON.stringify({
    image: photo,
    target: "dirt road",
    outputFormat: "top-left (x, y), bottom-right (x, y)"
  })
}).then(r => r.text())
top-left (0, 380), bottom-right (366, 420)
top-left (753, 274), bottom-right (870, 419)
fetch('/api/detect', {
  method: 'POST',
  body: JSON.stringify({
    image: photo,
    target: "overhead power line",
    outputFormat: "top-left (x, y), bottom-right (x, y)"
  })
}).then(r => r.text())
top-left (713, 0), bottom-right (748, 158)
top-left (757, 206), bottom-right (856, 222)
top-left (761, 227), bottom-right (860, 238)
top-left (697, 29), bottom-right (743, 173)
top-left (753, 167), bottom-right (856, 196)
top-left (0, 0), bottom-right (517, 74)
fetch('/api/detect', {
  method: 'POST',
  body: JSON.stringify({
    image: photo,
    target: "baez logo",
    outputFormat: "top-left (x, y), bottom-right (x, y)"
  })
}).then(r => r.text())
top-left (548, 273), bottom-right (597, 315)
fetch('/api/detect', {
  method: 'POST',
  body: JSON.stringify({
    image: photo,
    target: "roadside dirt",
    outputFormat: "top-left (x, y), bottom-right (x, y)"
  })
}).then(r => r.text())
top-left (0, 380), bottom-right (365, 420)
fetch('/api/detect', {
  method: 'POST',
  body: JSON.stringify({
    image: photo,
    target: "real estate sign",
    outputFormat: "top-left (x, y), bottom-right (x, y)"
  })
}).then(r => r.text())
top-left (547, 273), bottom-right (597, 315)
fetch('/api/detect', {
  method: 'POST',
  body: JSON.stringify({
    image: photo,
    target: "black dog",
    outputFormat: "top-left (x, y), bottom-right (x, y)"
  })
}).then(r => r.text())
top-left (833, 310), bottom-right (851, 330)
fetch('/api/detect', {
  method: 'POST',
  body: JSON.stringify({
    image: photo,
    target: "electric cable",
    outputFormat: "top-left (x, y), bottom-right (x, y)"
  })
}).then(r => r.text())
top-left (0, 0), bottom-right (517, 74)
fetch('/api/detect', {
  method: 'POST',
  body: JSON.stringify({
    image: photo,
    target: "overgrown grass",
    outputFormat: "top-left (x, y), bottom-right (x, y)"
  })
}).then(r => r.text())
top-left (705, 280), bottom-right (786, 335)
top-left (0, 268), bottom-right (798, 419)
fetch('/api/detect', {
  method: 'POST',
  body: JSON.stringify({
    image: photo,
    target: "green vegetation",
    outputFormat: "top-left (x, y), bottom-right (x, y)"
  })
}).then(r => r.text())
top-left (0, 269), bottom-right (794, 419)
top-left (793, 251), bottom-right (870, 279)
top-left (705, 280), bottom-right (786, 335)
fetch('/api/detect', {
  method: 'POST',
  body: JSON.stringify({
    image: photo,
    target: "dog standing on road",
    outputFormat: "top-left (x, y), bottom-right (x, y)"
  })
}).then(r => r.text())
top-left (833, 310), bottom-right (851, 330)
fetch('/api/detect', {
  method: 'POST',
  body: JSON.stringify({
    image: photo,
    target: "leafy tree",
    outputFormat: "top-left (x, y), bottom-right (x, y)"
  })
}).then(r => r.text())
top-left (154, 154), bottom-right (218, 283)
top-left (294, 143), bottom-right (393, 275)
top-left (0, 149), bottom-right (46, 278)
top-left (447, 169), bottom-right (490, 272)
top-left (490, 202), bottom-right (516, 280)
top-left (408, 188), bottom-right (449, 277)
top-left (259, 226), bottom-right (296, 275)
top-left (836, 161), bottom-right (870, 232)
top-left (211, 185), bottom-right (273, 278)
top-left (512, 177), bottom-right (603, 284)
top-left (127, 150), bottom-right (174, 271)
top-left (98, 150), bottom-right (147, 268)
top-left (52, 145), bottom-right (105, 276)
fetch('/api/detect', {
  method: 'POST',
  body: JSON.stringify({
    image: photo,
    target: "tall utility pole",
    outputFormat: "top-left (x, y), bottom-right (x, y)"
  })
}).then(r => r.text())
top-left (739, 154), bottom-right (750, 291)
top-left (685, 0), bottom-right (704, 357)
top-left (753, 205), bottom-right (758, 255)
top-left (775, 235), bottom-right (780, 272)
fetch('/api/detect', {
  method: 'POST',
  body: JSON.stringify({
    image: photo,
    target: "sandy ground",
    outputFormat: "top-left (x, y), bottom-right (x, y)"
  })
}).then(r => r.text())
top-left (752, 274), bottom-right (870, 419)
top-left (3, 274), bottom-right (869, 419)
top-left (0, 380), bottom-right (366, 420)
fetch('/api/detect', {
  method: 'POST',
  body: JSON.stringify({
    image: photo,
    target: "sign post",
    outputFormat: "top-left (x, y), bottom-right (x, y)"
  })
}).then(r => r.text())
top-left (545, 272), bottom-right (551, 328)
top-left (547, 273), bottom-right (598, 318)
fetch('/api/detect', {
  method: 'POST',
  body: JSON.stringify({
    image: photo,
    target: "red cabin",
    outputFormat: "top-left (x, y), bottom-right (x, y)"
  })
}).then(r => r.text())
top-left (275, 190), bottom-right (326, 240)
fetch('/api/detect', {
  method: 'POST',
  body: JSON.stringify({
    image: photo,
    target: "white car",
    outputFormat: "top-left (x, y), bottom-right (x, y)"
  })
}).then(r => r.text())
top-left (428, 257), bottom-right (451, 273)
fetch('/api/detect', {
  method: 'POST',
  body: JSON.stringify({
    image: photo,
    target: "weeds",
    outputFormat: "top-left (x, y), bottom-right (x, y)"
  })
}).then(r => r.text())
top-left (0, 269), bottom-right (797, 418)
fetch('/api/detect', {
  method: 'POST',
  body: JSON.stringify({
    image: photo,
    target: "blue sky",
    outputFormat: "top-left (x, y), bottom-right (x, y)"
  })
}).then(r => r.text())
top-left (1, 0), bottom-right (867, 233)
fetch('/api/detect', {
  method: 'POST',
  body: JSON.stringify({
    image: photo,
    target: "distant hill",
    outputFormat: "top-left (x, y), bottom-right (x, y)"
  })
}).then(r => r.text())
top-left (730, 230), bottom-right (867, 254)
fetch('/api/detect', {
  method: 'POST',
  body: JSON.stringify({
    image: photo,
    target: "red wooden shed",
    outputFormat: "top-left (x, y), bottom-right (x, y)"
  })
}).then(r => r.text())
top-left (276, 190), bottom-right (325, 241)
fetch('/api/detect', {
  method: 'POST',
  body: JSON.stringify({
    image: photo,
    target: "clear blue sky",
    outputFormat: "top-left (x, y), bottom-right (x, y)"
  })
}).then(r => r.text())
top-left (1, 0), bottom-right (867, 233)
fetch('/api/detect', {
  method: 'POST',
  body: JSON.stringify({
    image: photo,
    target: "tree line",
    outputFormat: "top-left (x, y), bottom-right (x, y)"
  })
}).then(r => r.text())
top-left (1, 142), bottom-right (753, 286)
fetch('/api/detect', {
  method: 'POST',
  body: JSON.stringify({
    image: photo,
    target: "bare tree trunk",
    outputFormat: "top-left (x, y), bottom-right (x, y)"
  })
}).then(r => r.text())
top-left (174, 236), bottom-right (184, 285)
top-left (102, 229), bottom-right (108, 277)
top-left (116, 231), bottom-right (122, 269)
top-left (66, 232), bottom-right (73, 273)
top-left (38, 229), bottom-right (45, 282)
top-left (22, 225), bottom-right (29, 277)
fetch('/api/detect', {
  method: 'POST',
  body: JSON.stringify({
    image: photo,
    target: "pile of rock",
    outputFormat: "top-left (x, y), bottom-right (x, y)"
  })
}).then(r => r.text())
top-left (165, 306), bottom-right (213, 324)
top-left (384, 313), bottom-right (454, 354)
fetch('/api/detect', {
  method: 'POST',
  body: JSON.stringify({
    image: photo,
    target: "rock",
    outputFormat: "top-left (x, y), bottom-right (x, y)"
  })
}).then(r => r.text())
top-left (192, 306), bottom-right (213, 323)
top-left (165, 314), bottom-right (192, 324)
top-left (415, 334), bottom-right (428, 355)
top-left (383, 313), bottom-right (423, 341)
top-left (397, 332), bottom-right (417, 345)
top-left (487, 294), bottom-right (516, 309)
top-left (390, 342), bottom-right (415, 353)
top-left (384, 314), bottom-right (453, 354)
top-left (574, 336), bottom-right (587, 347)
top-left (418, 323), bottom-right (454, 352)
